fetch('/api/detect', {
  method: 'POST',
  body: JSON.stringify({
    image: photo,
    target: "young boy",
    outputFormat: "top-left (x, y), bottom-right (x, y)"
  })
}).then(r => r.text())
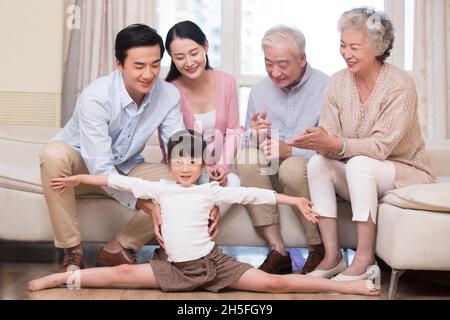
top-left (28, 130), bottom-right (379, 296)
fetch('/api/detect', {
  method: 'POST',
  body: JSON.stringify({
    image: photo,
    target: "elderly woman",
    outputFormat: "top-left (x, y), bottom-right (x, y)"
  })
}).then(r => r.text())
top-left (290, 7), bottom-right (436, 285)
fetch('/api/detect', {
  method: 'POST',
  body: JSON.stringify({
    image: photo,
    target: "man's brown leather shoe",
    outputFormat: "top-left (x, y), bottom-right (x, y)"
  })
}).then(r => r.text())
top-left (95, 247), bottom-right (137, 267)
top-left (301, 244), bottom-right (325, 274)
top-left (59, 250), bottom-right (85, 273)
top-left (259, 249), bottom-right (292, 275)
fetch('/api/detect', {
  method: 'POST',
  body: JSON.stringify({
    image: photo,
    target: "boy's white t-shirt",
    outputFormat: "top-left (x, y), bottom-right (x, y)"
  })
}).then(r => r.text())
top-left (108, 175), bottom-right (276, 263)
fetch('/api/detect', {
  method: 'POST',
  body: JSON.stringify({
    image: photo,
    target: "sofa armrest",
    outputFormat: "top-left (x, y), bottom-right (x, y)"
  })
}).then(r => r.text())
top-left (426, 140), bottom-right (450, 177)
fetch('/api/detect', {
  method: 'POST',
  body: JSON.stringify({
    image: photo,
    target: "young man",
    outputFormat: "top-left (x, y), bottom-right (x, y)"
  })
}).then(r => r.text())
top-left (236, 25), bottom-right (329, 275)
top-left (39, 24), bottom-right (190, 272)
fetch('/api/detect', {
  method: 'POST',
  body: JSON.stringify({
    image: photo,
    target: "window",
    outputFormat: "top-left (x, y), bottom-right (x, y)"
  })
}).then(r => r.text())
top-left (241, 0), bottom-right (385, 76)
top-left (155, 0), bottom-right (415, 124)
top-left (404, 0), bottom-right (415, 71)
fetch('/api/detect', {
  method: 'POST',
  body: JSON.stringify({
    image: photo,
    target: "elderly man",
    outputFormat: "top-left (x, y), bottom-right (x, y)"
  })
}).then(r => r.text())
top-left (236, 25), bottom-right (329, 275)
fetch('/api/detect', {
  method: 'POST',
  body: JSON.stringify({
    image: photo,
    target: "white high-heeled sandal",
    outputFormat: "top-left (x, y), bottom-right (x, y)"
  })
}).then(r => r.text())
top-left (331, 264), bottom-right (381, 289)
top-left (307, 257), bottom-right (348, 278)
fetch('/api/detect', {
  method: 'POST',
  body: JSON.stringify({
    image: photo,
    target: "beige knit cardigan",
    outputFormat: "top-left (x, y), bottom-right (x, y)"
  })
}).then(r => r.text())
top-left (319, 63), bottom-right (436, 188)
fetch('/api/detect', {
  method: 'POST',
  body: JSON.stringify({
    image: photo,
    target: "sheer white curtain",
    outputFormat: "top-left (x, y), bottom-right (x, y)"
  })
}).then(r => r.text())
top-left (413, 0), bottom-right (450, 139)
top-left (62, 0), bottom-right (154, 125)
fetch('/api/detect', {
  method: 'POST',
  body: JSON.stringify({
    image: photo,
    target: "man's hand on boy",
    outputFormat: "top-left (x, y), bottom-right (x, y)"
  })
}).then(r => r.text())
top-left (295, 198), bottom-right (320, 224)
top-left (208, 206), bottom-right (220, 239)
top-left (136, 199), bottom-right (164, 248)
top-left (50, 176), bottom-right (81, 193)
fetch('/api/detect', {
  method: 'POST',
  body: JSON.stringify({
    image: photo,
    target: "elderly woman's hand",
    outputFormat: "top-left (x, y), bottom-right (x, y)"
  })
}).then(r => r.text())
top-left (289, 127), bottom-right (343, 155)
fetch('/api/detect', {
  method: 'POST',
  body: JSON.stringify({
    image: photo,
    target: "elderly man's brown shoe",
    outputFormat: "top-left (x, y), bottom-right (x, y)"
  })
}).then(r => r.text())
top-left (95, 247), bottom-right (137, 267)
top-left (259, 249), bottom-right (292, 274)
top-left (301, 244), bottom-right (325, 274)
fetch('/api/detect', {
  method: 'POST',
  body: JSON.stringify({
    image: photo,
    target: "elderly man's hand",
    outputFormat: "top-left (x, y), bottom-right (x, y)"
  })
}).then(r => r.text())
top-left (260, 138), bottom-right (292, 161)
top-left (250, 111), bottom-right (272, 145)
top-left (136, 199), bottom-right (164, 248)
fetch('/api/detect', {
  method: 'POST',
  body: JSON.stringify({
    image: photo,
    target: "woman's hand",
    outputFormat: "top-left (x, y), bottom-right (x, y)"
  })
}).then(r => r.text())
top-left (50, 176), bottom-right (81, 193)
top-left (289, 127), bottom-right (342, 155)
top-left (207, 165), bottom-right (228, 187)
top-left (295, 198), bottom-right (320, 224)
top-left (206, 165), bottom-right (217, 180)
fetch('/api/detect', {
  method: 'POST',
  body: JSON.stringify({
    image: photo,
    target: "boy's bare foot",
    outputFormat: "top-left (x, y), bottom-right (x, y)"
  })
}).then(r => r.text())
top-left (28, 273), bottom-right (68, 292)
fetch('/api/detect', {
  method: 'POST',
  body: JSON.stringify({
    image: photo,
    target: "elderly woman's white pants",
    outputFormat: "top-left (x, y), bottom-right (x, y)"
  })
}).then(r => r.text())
top-left (307, 155), bottom-right (396, 224)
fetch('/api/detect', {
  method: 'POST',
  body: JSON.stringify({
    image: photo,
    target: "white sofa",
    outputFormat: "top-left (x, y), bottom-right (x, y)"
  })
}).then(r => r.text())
top-left (1, 124), bottom-right (449, 299)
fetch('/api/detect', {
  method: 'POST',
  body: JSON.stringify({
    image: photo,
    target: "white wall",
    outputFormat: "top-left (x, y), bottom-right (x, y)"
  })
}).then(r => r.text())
top-left (0, 0), bottom-right (64, 127)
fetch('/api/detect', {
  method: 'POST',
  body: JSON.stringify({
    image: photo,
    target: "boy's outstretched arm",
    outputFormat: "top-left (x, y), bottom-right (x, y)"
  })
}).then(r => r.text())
top-left (214, 186), bottom-right (320, 224)
top-left (50, 174), bottom-right (109, 193)
top-left (275, 193), bottom-right (320, 224)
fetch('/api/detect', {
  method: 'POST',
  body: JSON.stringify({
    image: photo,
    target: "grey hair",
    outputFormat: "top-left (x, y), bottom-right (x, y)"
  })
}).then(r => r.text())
top-left (261, 25), bottom-right (306, 56)
top-left (338, 7), bottom-right (395, 62)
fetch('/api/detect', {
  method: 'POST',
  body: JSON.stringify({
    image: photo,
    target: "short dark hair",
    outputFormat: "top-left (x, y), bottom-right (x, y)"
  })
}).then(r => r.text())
top-left (165, 20), bottom-right (212, 82)
top-left (115, 24), bottom-right (165, 66)
top-left (167, 129), bottom-right (206, 162)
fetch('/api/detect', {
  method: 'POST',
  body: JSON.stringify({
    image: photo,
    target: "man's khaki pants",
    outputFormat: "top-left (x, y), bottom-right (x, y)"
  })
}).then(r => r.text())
top-left (235, 148), bottom-right (322, 246)
top-left (39, 141), bottom-right (172, 250)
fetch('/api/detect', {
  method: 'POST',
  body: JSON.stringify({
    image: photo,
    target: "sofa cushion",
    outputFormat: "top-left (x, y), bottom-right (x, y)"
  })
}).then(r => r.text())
top-left (0, 126), bottom-right (58, 193)
top-left (376, 203), bottom-right (450, 270)
top-left (0, 125), bottom-right (163, 193)
top-left (0, 185), bottom-right (358, 246)
top-left (426, 140), bottom-right (450, 177)
top-left (381, 183), bottom-right (450, 213)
